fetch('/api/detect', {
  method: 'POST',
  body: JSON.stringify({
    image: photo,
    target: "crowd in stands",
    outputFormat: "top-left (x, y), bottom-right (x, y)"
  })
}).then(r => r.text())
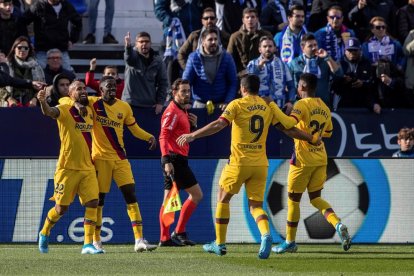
top-left (1, 0), bottom-right (414, 115)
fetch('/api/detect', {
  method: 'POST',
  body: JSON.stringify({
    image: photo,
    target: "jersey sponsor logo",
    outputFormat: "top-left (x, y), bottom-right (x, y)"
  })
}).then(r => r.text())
top-left (96, 115), bottom-right (121, 128)
top-left (75, 122), bottom-right (93, 131)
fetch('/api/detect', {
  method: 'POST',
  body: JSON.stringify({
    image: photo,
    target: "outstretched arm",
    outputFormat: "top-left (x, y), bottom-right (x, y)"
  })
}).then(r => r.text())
top-left (176, 118), bottom-right (229, 146)
top-left (277, 124), bottom-right (321, 145)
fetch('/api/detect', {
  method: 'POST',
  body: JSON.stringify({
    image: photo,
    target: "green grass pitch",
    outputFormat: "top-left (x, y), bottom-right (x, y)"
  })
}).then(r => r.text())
top-left (1, 244), bottom-right (413, 275)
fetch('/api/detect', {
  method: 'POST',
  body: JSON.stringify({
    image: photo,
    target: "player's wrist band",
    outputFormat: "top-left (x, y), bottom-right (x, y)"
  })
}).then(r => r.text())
top-left (161, 155), bottom-right (171, 164)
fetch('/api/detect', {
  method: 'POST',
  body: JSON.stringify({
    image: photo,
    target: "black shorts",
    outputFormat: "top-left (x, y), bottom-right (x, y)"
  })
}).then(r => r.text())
top-left (162, 153), bottom-right (198, 190)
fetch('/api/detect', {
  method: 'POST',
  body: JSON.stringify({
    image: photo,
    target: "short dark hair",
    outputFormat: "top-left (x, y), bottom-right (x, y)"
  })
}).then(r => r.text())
top-left (172, 78), bottom-right (190, 91)
top-left (136, 32), bottom-right (151, 41)
top-left (243, 7), bottom-right (258, 17)
top-left (259, 36), bottom-right (275, 47)
top-left (288, 4), bottom-right (305, 17)
top-left (99, 75), bottom-right (115, 88)
top-left (240, 74), bottom-right (260, 95)
top-left (201, 27), bottom-right (218, 40)
top-left (202, 7), bottom-right (215, 16)
top-left (327, 5), bottom-right (343, 14)
top-left (104, 65), bottom-right (118, 73)
top-left (300, 33), bottom-right (317, 46)
top-left (299, 73), bottom-right (317, 95)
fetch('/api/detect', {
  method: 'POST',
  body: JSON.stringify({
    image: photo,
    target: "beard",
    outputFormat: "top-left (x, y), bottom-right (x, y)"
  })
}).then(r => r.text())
top-left (79, 96), bottom-right (89, 106)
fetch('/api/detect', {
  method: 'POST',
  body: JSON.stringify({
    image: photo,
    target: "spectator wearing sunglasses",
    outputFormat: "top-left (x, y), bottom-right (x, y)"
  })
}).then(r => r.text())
top-left (314, 5), bottom-right (355, 62)
top-left (177, 7), bottom-right (230, 70)
top-left (361, 17), bottom-right (405, 72)
top-left (348, 0), bottom-right (397, 41)
top-left (2, 36), bottom-right (45, 107)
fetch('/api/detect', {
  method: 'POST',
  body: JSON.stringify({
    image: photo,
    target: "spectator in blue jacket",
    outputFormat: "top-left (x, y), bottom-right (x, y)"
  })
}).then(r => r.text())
top-left (314, 5), bottom-right (355, 62)
top-left (182, 28), bottom-right (237, 111)
top-left (247, 36), bottom-right (295, 114)
top-left (289, 33), bottom-right (343, 108)
top-left (361, 16), bottom-right (406, 72)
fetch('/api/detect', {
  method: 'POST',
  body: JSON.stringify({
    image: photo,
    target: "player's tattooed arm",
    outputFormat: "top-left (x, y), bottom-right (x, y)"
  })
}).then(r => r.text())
top-left (37, 89), bottom-right (60, 119)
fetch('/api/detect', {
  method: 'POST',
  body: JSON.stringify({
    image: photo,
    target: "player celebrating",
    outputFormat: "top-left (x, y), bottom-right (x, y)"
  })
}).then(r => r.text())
top-left (60, 76), bottom-right (157, 252)
top-left (176, 74), bottom-right (317, 259)
top-left (37, 81), bottom-right (102, 254)
top-left (159, 79), bottom-right (201, 247)
top-left (272, 73), bottom-right (351, 254)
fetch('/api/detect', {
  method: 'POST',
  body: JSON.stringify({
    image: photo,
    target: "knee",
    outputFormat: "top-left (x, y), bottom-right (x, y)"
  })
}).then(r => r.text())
top-left (55, 205), bottom-right (68, 216)
top-left (189, 189), bottom-right (203, 204)
top-left (85, 199), bottom-right (99, 208)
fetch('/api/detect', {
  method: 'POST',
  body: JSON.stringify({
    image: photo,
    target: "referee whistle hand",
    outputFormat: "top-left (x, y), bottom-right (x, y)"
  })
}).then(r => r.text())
top-left (148, 136), bottom-right (157, 150)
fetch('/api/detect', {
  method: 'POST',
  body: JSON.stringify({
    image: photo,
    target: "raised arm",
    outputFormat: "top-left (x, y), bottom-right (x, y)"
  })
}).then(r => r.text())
top-left (37, 89), bottom-right (59, 119)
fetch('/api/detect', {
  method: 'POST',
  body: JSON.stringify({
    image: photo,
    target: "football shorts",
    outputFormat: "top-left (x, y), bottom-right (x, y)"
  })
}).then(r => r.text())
top-left (219, 164), bottom-right (268, 202)
top-left (94, 159), bottom-right (134, 193)
top-left (287, 164), bottom-right (327, 193)
top-left (53, 168), bottom-right (99, 205)
top-left (162, 154), bottom-right (198, 190)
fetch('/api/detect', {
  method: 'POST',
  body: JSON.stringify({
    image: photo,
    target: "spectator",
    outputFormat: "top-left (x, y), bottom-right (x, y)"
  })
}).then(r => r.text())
top-left (348, 0), bottom-right (397, 41)
top-left (45, 73), bottom-right (71, 106)
top-left (215, 0), bottom-right (261, 35)
top-left (288, 33), bottom-right (343, 107)
top-left (177, 7), bottom-right (230, 70)
top-left (4, 36), bottom-right (45, 107)
top-left (43, 48), bottom-right (76, 85)
top-left (371, 58), bottom-right (410, 114)
top-left (227, 8), bottom-right (272, 78)
top-left (247, 36), bottom-right (295, 114)
top-left (314, 5), bottom-right (355, 61)
top-left (0, 0), bottom-right (28, 55)
top-left (392, 127), bottom-right (414, 157)
top-left (332, 37), bottom-right (376, 110)
top-left (0, 49), bottom-right (8, 72)
top-left (274, 4), bottom-right (308, 64)
top-left (121, 32), bottom-right (168, 115)
top-left (83, 0), bottom-right (118, 44)
top-left (259, 0), bottom-right (303, 36)
top-left (85, 57), bottom-right (124, 99)
top-left (182, 28), bottom-right (237, 111)
top-left (403, 29), bottom-right (414, 103)
top-left (22, 0), bottom-right (82, 70)
top-left (361, 17), bottom-right (405, 72)
top-left (307, 0), bottom-right (354, 32)
top-left (154, 0), bottom-right (213, 37)
top-left (396, 0), bottom-right (414, 44)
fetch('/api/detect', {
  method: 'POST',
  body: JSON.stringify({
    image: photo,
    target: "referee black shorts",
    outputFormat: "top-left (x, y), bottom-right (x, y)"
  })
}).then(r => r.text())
top-left (162, 153), bottom-right (198, 190)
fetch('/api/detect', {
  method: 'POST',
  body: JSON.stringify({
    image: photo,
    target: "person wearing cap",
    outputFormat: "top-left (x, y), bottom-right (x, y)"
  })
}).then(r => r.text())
top-left (314, 5), bottom-right (355, 62)
top-left (332, 37), bottom-right (376, 110)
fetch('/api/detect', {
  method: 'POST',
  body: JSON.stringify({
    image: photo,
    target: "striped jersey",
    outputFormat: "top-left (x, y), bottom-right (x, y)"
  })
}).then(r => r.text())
top-left (289, 97), bottom-right (333, 167)
top-left (55, 104), bottom-right (94, 170)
